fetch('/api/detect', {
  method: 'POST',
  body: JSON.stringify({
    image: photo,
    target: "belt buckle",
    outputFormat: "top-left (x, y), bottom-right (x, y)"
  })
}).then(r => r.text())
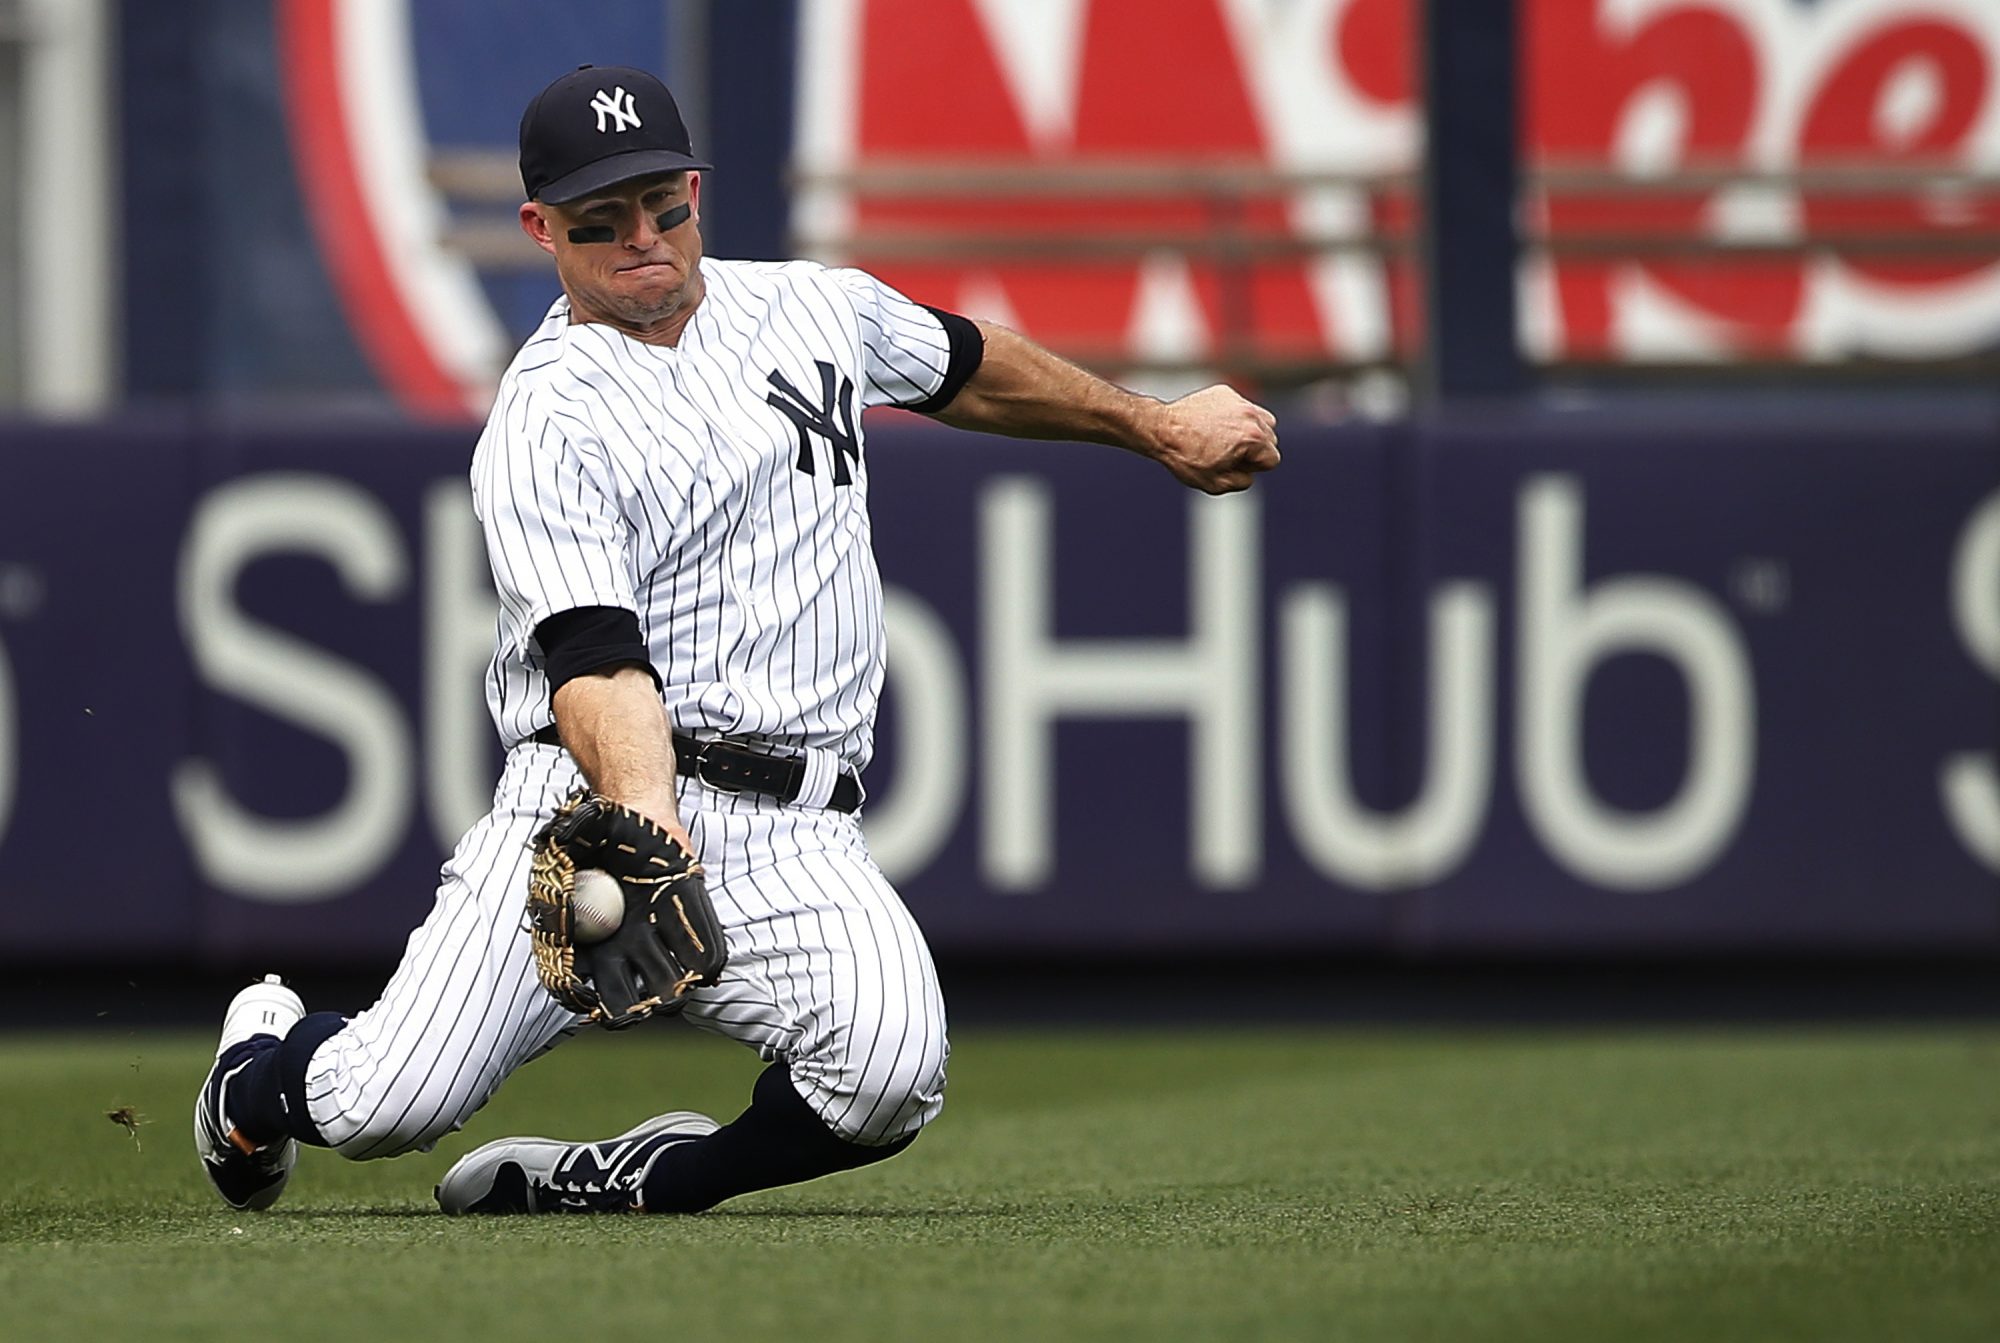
top-left (686, 739), bottom-right (744, 795)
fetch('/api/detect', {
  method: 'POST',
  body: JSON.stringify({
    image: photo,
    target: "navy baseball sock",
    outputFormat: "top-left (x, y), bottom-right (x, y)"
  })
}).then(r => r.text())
top-left (641, 1061), bottom-right (915, 1213)
top-left (221, 1011), bottom-right (347, 1149)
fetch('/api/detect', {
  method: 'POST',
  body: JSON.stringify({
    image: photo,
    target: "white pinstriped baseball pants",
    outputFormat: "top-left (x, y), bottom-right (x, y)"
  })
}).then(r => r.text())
top-left (301, 743), bottom-right (949, 1160)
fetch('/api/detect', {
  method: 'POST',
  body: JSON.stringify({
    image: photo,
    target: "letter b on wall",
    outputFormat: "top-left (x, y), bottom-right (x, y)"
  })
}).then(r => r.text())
top-left (1516, 476), bottom-right (1756, 890)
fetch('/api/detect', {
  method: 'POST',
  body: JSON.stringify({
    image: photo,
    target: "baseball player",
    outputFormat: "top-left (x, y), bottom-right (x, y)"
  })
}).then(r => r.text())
top-left (194, 64), bottom-right (1278, 1215)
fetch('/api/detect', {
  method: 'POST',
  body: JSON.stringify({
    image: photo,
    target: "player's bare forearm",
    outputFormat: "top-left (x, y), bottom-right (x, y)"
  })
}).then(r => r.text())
top-left (934, 321), bottom-right (1281, 494)
top-left (934, 324), bottom-right (1162, 447)
top-left (550, 665), bottom-right (693, 849)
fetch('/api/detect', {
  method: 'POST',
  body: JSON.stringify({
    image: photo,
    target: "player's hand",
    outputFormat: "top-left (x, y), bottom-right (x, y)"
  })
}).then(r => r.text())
top-left (1151, 385), bottom-right (1280, 495)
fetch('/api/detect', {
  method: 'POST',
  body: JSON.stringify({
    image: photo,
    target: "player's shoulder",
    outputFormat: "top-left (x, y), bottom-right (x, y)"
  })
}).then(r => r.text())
top-left (705, 258), bottom-right (917, 343)
top-left (705, 255), bottom-right (835, 289)
top-left (492, 298), bottom-right (574, 390)
top-left (702, 255), bottom-right (857, 310)
top-left (478, 300), bottom-right (609, 445)
top-left (491, 298), bottom-right (630, 411)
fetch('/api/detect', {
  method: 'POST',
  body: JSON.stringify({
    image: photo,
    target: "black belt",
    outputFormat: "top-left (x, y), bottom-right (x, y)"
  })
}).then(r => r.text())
top-left (529, 725), bottom-right (860, 813)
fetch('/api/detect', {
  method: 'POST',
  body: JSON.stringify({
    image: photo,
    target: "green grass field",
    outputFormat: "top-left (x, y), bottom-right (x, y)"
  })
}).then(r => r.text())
top-left (0, 1025), bottom-right (1994, 1342)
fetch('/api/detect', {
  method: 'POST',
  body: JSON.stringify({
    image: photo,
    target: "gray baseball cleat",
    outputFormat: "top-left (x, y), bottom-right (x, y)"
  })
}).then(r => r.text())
top-left (193, 974), bottom-right (306, 1211)
top-left (435, 1111), bottom-right (719, 1214)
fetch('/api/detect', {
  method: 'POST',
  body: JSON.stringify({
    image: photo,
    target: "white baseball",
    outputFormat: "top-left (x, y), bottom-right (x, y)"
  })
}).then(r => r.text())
top-left (571, 870), bottom-right (625, 943)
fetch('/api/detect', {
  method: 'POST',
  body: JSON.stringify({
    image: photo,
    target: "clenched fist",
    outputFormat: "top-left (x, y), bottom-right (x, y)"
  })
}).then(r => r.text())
top-left (1149, 385), bottom-right (1281, 494)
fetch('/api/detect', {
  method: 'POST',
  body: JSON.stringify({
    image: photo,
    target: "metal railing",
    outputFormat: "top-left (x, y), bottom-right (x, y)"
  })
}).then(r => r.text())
top-left (429, 149), bottom-right (2000, 385)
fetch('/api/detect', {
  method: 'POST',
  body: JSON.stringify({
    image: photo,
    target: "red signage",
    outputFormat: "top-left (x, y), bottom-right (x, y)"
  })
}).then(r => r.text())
top-left (797, 0), bottom-right (2000, 366)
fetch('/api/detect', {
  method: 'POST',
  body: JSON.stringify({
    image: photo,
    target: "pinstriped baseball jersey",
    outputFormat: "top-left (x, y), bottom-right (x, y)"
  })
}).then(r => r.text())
top-left (288, 254), bottom-right (957, 1167)
top-left (471, 257), bottom-right (957, 769)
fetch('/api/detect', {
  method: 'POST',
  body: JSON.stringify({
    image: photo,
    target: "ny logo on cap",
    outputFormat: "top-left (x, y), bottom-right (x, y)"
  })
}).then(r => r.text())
top-left (590, 87), bottom-right (642, 134)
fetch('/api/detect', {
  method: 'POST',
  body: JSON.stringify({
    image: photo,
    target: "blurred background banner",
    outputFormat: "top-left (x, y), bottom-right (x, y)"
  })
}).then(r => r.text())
top-left (97, 0), bottom-right (2000, 418)
top-left (0, 0), bottom-right (1994, 967)
top-left (0, 411), bottom-right (1993, 962)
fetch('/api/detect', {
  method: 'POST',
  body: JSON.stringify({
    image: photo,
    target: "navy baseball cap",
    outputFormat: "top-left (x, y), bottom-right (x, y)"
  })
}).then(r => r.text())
top-left (519, 65), bottom-right (712, 204)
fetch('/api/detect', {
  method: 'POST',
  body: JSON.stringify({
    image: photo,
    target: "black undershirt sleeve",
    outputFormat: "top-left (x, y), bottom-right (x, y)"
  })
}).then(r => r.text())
top-left (904, 305), bottom-right (985, 414)
top-left (534, 606), bottom-right (660, 697)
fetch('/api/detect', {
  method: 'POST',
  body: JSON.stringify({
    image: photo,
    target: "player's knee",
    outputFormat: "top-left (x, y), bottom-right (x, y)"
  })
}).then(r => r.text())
top-left (303, 1040), bottom-right (471, 1161)
top-left (327, 1101), bottom-right (462, 1162)
top-left (824, 1027), bottom-right (950, 1146)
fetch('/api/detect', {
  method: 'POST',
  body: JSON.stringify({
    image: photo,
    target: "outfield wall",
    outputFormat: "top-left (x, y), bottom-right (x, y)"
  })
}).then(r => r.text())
top-left (0, 408), bottom-right (1995, 963)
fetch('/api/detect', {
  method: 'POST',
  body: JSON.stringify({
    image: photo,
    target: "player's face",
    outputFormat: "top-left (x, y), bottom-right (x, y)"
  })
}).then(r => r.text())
top-left (524, 172), bottom-right (706, 335)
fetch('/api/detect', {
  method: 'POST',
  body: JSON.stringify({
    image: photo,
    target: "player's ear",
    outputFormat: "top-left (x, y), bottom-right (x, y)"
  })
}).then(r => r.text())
top-left (686, 171), bottom-right (701, 222)
top-left (520, 201), bottom-right (558, 256)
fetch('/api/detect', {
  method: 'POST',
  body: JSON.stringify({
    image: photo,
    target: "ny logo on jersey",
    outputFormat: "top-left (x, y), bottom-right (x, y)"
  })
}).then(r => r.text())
top-left (590, 87), bottom-right (641, 133)
top-left (766, 362), bottom-right (860, 486)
